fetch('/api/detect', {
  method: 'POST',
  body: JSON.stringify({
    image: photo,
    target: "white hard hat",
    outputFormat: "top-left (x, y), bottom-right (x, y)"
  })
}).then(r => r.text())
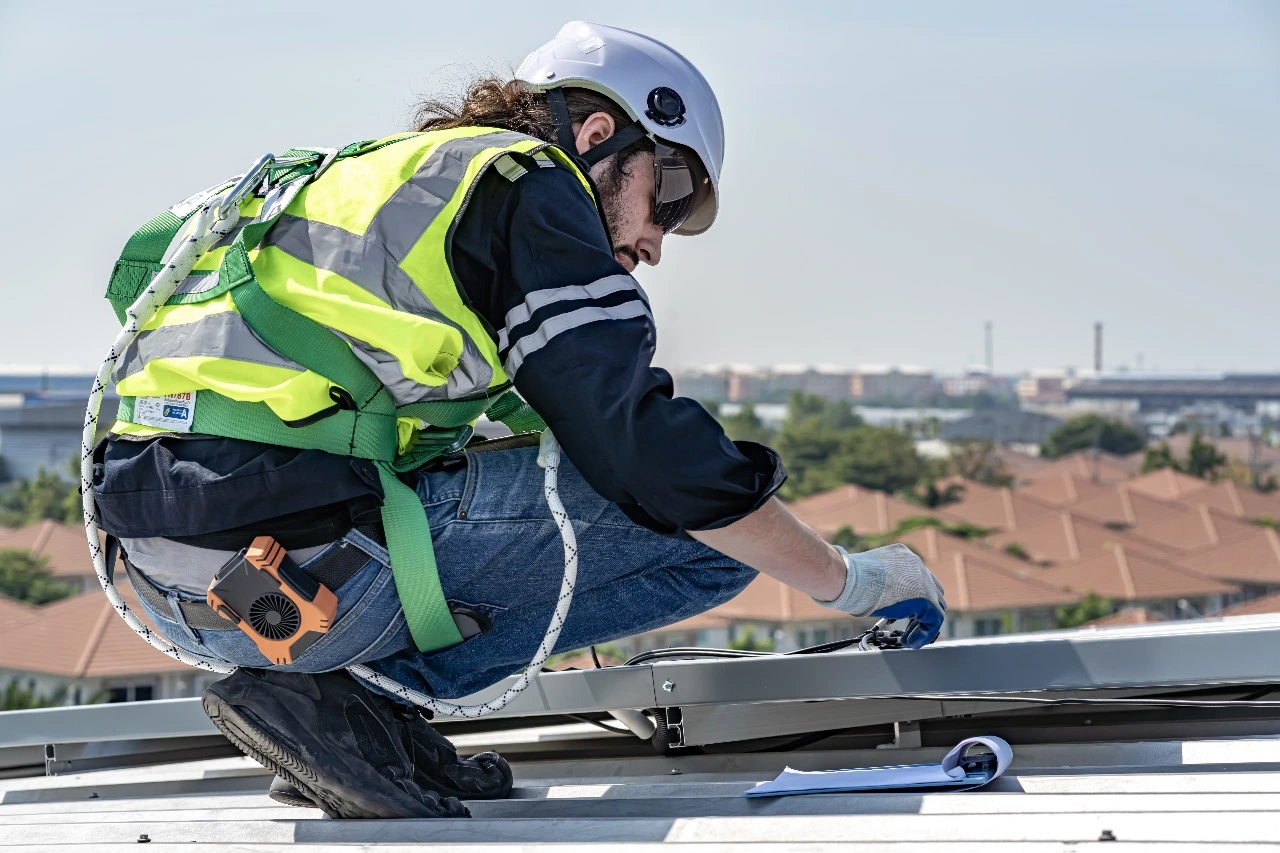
top-left (516, 21), bottom-right (724, 236)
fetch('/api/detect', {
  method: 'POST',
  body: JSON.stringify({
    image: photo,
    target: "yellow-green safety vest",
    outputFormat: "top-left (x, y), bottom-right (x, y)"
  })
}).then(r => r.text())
top-left (104, 127), bottom-right (595, 655)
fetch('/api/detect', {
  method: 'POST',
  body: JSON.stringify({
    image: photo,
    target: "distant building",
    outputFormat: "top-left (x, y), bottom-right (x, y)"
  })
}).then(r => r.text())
top-left (851, 365), bottom-right (937, 402)
top-left (941, 410), bottom-right (1064, 452)
top-left (675, 365), bottom-right (856, 403)
top-left (1017, 370), bottom-right (1068, 404)
top-left (0, 402), bottom-right (117, 483)
top-left (942, 370), bottom-right (1016, 400)
top-left (1068, 373), bottom-right (1280, 414)
top-left (0, 368), bottom-right (118, 483)
top-left (727, 369), bottom-right (770, 402)
top-left (672, 368), bottom-right (731, 402)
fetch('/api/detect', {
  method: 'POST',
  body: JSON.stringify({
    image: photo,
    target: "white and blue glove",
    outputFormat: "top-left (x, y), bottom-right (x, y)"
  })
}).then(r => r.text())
top-left (817, 544), bottom-right (947, 649)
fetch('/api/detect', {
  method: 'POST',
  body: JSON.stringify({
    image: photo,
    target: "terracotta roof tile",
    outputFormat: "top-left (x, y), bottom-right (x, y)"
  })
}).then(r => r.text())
top-left (1016, 472), bottom-right (1114, 507)
top-left (788, 485), bottom-right (937, 538)
top-left (1037, 545), bottom-right (1235, 603)
top-left (989, 511), bottom-right (1180, 566)
top-left (1021, 452), bottom-right (1139, 485)
top-left (1135, 503), bottom-right (1264, 553)
top-left (1180, 528), bottom-right (1280, 586)
top-left (710, 574), bottom-right (846, 624)
top-left (1127, 468), bottom-right (1212, 501)
top-left (0, 581), bottom-right (190, 678)
top-left (0, 593), bottom-right (38, 632)
top-left (1068, 485), bottom-right (1185, 529)
top-left (0, 520), bottom-right (106, 579)
top-left (896, 527), bottom-right (1079, 612)
top-left (938, 483), bottom-right (1057, 532)
top-left (1174, 480), bottom-right (1280, 521)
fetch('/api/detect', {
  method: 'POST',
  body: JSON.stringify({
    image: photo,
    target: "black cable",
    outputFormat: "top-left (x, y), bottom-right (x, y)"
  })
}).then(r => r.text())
top-left (567, 714), bottom-right (632, 735)
top-left (591, 646), bottom-right (603, 669)
top-left (784, 637), bottom-right (864, 655)
top-left (623, 647), bottom-right (773, 666)
top-left (746, 728), bottom-right (848, 753)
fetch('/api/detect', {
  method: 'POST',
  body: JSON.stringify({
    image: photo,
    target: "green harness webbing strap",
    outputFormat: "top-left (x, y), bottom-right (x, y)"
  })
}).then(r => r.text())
top-left (220, 228), bottom-right (464, 653)
top-left (484, 391), bottom-right (547, 435)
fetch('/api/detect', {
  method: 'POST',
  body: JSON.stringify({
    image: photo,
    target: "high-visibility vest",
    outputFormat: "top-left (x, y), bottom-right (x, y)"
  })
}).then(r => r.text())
top-left (103, 127), bottom-right (592, 655)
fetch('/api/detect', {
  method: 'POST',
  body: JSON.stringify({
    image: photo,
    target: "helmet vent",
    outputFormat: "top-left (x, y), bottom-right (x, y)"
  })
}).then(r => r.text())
top-left (646, 87), bottom-right (686, 127)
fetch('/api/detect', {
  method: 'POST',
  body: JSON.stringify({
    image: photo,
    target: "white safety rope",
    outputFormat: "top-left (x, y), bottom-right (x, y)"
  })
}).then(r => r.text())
top-left (84, 154), bottom-right (580, 714)
top-left (349, 429), bottom-right (579, 717)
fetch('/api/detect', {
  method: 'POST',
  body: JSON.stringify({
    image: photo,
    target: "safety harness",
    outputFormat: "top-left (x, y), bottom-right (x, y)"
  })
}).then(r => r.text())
top-left (85, 142), bottom-right (580, 716)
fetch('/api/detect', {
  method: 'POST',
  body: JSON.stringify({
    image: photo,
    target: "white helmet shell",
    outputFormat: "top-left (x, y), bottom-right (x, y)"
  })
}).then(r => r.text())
top-left (516, 21), bottom-right (724, 236)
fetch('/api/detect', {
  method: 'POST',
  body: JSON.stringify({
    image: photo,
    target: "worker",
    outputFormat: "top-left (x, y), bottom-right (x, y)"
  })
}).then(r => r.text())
top-left (92, 22), bottom-right (945, 819)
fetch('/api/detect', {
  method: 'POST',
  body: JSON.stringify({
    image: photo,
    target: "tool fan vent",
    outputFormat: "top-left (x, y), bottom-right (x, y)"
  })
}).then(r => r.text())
top-left (249, 594), bottom-right (301, 640)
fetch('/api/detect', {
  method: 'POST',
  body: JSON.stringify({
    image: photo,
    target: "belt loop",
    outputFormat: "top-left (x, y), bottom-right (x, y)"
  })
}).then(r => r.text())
top-left (166, 590), bottom-right (206, 647)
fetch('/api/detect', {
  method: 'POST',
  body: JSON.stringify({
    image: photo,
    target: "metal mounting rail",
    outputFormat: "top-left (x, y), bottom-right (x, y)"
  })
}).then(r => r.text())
top-left (3, 615), bottom-right (1279, 775)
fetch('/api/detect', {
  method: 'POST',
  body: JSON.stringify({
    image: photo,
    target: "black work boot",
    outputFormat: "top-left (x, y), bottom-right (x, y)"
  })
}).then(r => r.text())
top-left (203, 668), bottom-right (469, 819)
top-left (268, 697), bottom-right (513, 809)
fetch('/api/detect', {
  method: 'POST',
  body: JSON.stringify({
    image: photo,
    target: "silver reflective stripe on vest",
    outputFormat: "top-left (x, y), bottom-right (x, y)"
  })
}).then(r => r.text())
top-left (503, 300), bottom-right (654, 379)
top-left (264, 215), bottom-right (487, 403)
top-left (260, 132), bottom-right (534, 403)
top-left (173, 269), bottom-right (221, 296)
top-left (498, 274), bottom-right (647, 351)
top-left (112, 310), bottom-right (305, 383)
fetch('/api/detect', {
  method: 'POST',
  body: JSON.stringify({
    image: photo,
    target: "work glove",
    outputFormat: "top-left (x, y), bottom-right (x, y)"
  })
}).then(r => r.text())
top-left (816, 544), bottom-right (947, 649)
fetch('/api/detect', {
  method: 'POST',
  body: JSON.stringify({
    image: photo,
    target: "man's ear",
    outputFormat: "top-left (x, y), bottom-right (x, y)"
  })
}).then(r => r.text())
top-left (574, 111), bottom-right (617, 156)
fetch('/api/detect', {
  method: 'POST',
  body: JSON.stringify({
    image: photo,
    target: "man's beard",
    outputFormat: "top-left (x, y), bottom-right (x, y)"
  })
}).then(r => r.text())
top-left (597, 166), bottom-right (639, 269)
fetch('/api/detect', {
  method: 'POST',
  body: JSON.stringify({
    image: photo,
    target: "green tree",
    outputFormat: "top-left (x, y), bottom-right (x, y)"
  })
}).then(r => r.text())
top-left (821, 425), bottom-right (926, 496)
top-left (0, 550), bottom-right (73, 605)
top-left (1055, 591), bottom-right (1113, 629)
top-left (727, 628), bottom-right (774, 652)
top-left (718, 403), bottom-right (776, 445)
top-left (1041, 416), bottom-right (1145, 459)
top-left (61, 456), bottom-right (85, 525)
top-left (1003, 542), bottom-right (1031, 561)
top-left (1184, 434), bottom-right (1228, 480)
top-left (1, 680), bottom-right (67, 711)
top-left (830, 525), bottom-right (868, 552)
top-left (784, 391), bottom-right (862, 431)
top-left (947, 440), bottom-right (1016, 487)
top-left (772, 391), bottom-right (923, 499)
top-left (1141, 441), bottom-right (1181, 473)
top-left (909, 480), bottom-right (967, 508)
top-left (0, 464), bottom-right (78, 528)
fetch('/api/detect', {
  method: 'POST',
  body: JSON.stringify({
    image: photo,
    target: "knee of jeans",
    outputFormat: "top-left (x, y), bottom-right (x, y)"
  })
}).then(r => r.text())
top-left (672, 558), bottom-right (758, 609)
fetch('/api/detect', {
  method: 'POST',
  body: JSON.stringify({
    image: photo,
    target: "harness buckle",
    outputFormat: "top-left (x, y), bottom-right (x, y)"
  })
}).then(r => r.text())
top-left (412, 424), bottom-right (474, 455)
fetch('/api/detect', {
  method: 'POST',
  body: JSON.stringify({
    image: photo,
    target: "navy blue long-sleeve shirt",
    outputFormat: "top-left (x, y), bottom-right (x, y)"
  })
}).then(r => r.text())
top-left (95, 155), bottom-right (784, 544)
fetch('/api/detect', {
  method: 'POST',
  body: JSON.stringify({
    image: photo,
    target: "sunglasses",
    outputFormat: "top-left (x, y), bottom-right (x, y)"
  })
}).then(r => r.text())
top-left (652, 141), bottom-right (700, 234)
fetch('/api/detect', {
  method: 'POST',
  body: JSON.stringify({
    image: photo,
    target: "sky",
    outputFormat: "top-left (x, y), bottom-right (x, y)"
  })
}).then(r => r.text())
top-left (1, 0), bottom-right (1276, 375)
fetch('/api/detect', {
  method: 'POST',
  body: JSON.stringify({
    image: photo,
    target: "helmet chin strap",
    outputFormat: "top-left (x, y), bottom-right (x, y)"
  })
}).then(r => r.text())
top-left (545, 87), bottom-right (650, 169)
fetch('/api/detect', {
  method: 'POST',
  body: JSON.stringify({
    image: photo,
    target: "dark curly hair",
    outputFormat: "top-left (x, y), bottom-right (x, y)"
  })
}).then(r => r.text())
top-left (413, 76), bottom-right (653, 178)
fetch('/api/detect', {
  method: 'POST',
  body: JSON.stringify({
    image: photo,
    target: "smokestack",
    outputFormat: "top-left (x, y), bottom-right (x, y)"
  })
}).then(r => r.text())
top-left (985, 321), bottom-right (993, 374)
top-left (1094, 322), bottom-right (1103, 373)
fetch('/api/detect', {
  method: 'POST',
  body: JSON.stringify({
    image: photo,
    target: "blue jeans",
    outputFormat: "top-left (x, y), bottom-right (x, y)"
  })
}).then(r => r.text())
top-left (131, 446), bottom-right (756, 699)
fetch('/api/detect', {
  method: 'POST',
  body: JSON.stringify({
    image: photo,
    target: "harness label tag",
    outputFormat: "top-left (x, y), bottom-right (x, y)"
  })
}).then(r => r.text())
top-left (134, 392), bottom-right (197, 433)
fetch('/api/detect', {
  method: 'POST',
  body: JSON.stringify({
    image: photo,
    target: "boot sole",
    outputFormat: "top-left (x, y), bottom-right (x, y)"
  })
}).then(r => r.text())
top-left (203, 690), bottom-right (380, 819)
top-left (267, 778), bottom-right (320, 809)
